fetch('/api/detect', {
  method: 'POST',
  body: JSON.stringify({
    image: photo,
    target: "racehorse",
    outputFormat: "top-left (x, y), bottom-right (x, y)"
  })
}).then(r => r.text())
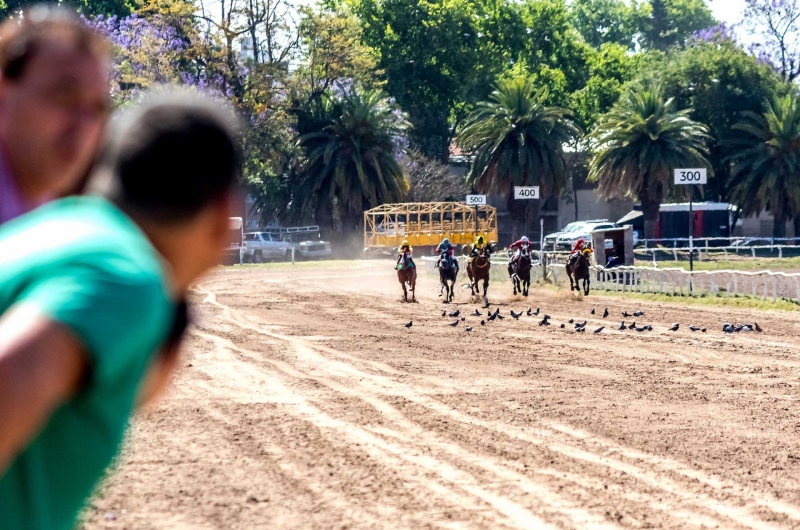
top-left (438, 254), bottom-right (458, 303)
top-left (396, 254), bottom-right (417, 303)
top-left (566, 248), bottom-right (592, 295)
top-left (508, 245), bottom-right (532, 297)
top-left (467, 246), bottom-right (491, 306)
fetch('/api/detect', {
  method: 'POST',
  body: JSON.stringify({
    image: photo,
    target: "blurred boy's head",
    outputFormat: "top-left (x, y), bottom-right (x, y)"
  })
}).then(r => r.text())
top-left (0, 6), bottom-right (110, 200)
top-left (91, 89), bottom-right (242, 287)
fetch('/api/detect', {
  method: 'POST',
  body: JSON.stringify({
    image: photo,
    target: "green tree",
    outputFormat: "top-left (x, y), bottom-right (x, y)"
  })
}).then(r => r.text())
top-left (1, 0), bottom-right (129, 18)
top-left (569, 0), bottom-right (640, 49)
top-left (651, 37), bottom-right (789, 201)
top-left (298, 86), bottom-right (410, 236)
top-left (457, 77), bottom-right (581, 241)
top-left (727, 94), bottom-right (800, 239)
top-left (589, 84), bottom-right (711, 239)
top-left (639, 0), bottom-right (716, 50)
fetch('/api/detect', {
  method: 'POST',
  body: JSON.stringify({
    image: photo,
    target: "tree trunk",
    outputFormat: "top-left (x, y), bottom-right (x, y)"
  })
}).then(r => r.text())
top-left (640, 196), bottom-right (660, 241)
top-left (773, 210), bottom-right (788, 239)
top-left (793, 215), bottom-right (800, 244)
top-left (506, 189), bottom-right (526, 244)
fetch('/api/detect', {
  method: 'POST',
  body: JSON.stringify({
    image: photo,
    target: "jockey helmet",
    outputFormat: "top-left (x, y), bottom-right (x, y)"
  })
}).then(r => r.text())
top-left (576, 238), bottom-right (585, 246)
top-left (401, 240), bottom-right (410, 247)
top-left (441, 238), bottom-right (450, 246)
top-left (521, 236), bottom-right (529, 244)
top-left (477, 235), bottom-right (485, 244)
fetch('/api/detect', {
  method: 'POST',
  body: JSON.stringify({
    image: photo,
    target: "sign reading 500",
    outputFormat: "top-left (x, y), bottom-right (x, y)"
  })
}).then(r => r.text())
top-left (466, 194), bottom-right (487, 206)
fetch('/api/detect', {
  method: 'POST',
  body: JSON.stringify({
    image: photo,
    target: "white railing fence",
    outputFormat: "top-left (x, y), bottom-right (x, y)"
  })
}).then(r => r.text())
top-left (421, 257), bottom-right (800, 304)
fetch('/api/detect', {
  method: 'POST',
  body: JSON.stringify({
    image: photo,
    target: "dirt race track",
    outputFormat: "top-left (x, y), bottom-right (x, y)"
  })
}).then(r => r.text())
top-left (82, 261), bottom-right (800, 529)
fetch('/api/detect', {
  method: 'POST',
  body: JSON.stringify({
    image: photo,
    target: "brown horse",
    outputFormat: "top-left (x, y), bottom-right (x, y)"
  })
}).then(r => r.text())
top-left (467, 246), bottom-right (491, 306)
top-left (396, 255), bottom-right (417, 302)
top-left (566, 249), bottom-right (592, 295)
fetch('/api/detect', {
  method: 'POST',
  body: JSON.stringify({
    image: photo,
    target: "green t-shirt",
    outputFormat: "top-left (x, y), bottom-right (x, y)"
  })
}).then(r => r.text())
top-left (0, 196), bottom-right (173, 530)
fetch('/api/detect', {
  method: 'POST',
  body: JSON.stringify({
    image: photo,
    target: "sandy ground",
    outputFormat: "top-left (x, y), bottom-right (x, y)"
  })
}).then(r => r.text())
top-left (80, 261), bottom-right (800, 529)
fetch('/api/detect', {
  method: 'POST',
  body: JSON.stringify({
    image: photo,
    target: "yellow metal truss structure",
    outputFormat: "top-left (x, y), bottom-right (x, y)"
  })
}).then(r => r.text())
top-left (363, 202), bottom-right (498, 249)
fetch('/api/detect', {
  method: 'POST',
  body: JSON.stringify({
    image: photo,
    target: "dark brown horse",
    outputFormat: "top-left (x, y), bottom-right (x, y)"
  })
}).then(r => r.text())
top-left (438, 255), bottom-right (458, 303)
top-left (396, 254), bottom-right (417, 302)
top-left (508, 245), bottom-right (532, 297)
top-left (467, 246), bottom-right (491, 306)
top-left (566, 249), bottom-right (591, 295)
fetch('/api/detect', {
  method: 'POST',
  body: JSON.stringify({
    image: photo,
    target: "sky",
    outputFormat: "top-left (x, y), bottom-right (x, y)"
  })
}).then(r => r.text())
top-left (708, 0), bottom-right (748, 26)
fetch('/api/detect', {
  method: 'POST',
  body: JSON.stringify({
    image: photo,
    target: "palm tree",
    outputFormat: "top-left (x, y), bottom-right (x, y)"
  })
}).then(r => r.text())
top-left (299, 86), bottom-right (410, 235)
top-left (727, 94), bottom-right (800, 239)
top-left (589, 84), bottom-right (711, 240)
top-left (456, 77), bottom-right (581, 242)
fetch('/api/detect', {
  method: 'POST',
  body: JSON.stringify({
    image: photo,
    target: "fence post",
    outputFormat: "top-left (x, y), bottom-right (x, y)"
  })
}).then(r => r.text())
top-left (773, 276), bottom-right (777, 303)
top-left (779, 247), bottom-right (783, 258)
top-left (763, 276), bottom-right (767, 300)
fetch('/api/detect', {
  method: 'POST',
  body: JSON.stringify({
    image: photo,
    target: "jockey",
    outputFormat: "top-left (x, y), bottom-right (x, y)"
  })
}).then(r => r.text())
top-left (435, 237), bottom-right (457, 270)
top-left (469, 235), bottom-right (492, 261)
top-left (397, 240), bottom-right (415, 268)
top-left (507, 235), bottom-right (531, 277)
top-left (568, 238), bottom-right (592, 265)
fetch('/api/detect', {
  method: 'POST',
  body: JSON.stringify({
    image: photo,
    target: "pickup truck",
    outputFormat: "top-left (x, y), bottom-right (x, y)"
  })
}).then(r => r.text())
top-left (243, 232), bottom-right (293, 263)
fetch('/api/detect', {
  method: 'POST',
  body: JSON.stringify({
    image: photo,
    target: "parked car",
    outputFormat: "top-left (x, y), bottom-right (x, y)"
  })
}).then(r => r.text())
top-left (243, 232), bottom-right (293, 263)
top-left (281, 232), bottom-right (333, 259)
top-left (554, 220), bottom-right (617, 251)
top-left (543, 219), bottom-right (608, 250)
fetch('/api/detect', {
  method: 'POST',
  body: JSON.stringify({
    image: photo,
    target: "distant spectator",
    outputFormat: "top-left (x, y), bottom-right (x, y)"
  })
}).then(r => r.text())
top-left (0, 5), bottom-right (110, 224)
top-left (0, 89), bottom-right (242, 530)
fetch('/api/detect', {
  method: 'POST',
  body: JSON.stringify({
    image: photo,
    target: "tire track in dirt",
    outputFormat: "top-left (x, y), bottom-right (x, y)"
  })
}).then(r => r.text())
top-left (193, 281), bottom-right (800, 529)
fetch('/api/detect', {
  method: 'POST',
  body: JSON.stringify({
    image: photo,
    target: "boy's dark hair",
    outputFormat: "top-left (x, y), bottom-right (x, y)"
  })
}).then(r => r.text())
top-left (0, 5), bottom-right (109, 81)
top-left (98, 89), bottom-right (242, 222)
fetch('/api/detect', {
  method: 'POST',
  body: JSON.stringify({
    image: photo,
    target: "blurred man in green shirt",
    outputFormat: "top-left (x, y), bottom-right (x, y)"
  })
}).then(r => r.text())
top-left (0, 89), bottom-right (241, 530)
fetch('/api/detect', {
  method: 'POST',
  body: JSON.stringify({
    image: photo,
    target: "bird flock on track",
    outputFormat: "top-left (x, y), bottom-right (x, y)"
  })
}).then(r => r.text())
top-left (403, 306), bottom-right (765, 335)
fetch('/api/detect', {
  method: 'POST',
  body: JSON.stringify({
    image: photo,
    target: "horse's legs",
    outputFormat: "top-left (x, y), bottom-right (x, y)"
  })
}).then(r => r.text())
top-left (584, 277), bottom-right (590, 296)
top-left (483, 277), bottom-right (489, 305)
top-left (401, 278), bottom-right (408, 302)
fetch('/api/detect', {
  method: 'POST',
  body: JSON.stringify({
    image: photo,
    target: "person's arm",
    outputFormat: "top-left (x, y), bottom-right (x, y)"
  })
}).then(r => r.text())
top-left (0, 304), bottom-right (87, 475)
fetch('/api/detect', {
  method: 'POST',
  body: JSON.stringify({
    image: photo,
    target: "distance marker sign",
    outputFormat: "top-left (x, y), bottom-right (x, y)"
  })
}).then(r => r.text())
top-left (674, 168), bottom-right (707, 185)
top-left (466, 194), bottom-right (487, 206)
top-left (513, 186), bottom-right (540, 199)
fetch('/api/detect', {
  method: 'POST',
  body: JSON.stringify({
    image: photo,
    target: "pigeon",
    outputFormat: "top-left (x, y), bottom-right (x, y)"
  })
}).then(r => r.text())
top-left (619, 321), bottom-right (626, 330)
top-left (510, 310), bottom-right (522, 320)
top-left (404, 320), bottom-right (413, 328)
top-left (603, 308), bottom-right (609, 319)
top-left (480, 320), bottom-right (486, 326)
top-left (543, 315), bottom-right (552, 321)
top-left (755, 322), bottom-right (763, 332)
top-left (472, 309), bottom-right (482, 317)
top-left (533, 307), bottom-right (540, 316)
top-left (591, 308), bottom-right (596, 315)
top-left (560, 323), bottom-right (565, 329)
top-left (645, 325), bottom-right (653, 331)
top-left (449, 320), bottom-right (459, 327)
top-left (488, 312), bottom-right (498, 322)
top-left (628, 321), bottom-right (637, 330)
top-left (496, 312), bottom-right (505, 320)
top-left (465, 326), bottom-right (473, 332)
top-left (539, 318), bottom-right (551, 326)
top-left (461, 317), bottom-right (466, 322)
top-left (526, 307), bottom-right (533, 316)
top-left (723, 323), bottom-right (734, 333)
top-left (739, 324), bottom-right (753, 333)
top-left (441, 310), bottom-right (446, 317)
top-left (568, 319), bottom-right (574, 324)
top-left (622, 312), bottom-right (632, 318)
top-left (576, 327), bottom-right (586, 333)
top-left (594, 326), bottom-right (605, 334)
top-left (494, 308), bottom-right (501, 316)
top-left (669, 323), bottom-right (679, 332)
top-left (575, 320), bottom-right (587, 329)
top-left (635, 326), bottom-right (647, 332)
top-left (689, 325), bottom-right (700, 332)
top-left (449, 309), bottom-right (460, 318)
top-left (701, 327), bottom-right (707, 333)
top-left (633, 311), bottom-right (644, 317)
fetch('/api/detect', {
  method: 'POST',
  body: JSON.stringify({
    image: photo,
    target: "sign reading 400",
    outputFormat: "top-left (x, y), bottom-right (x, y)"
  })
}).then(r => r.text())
top-left (674, 168), bottom-right (707, 185)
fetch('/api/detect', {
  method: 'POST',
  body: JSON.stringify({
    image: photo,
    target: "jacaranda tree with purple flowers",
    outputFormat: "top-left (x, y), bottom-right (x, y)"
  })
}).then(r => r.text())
top-left (745, 0), bottom-right (800, 82)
